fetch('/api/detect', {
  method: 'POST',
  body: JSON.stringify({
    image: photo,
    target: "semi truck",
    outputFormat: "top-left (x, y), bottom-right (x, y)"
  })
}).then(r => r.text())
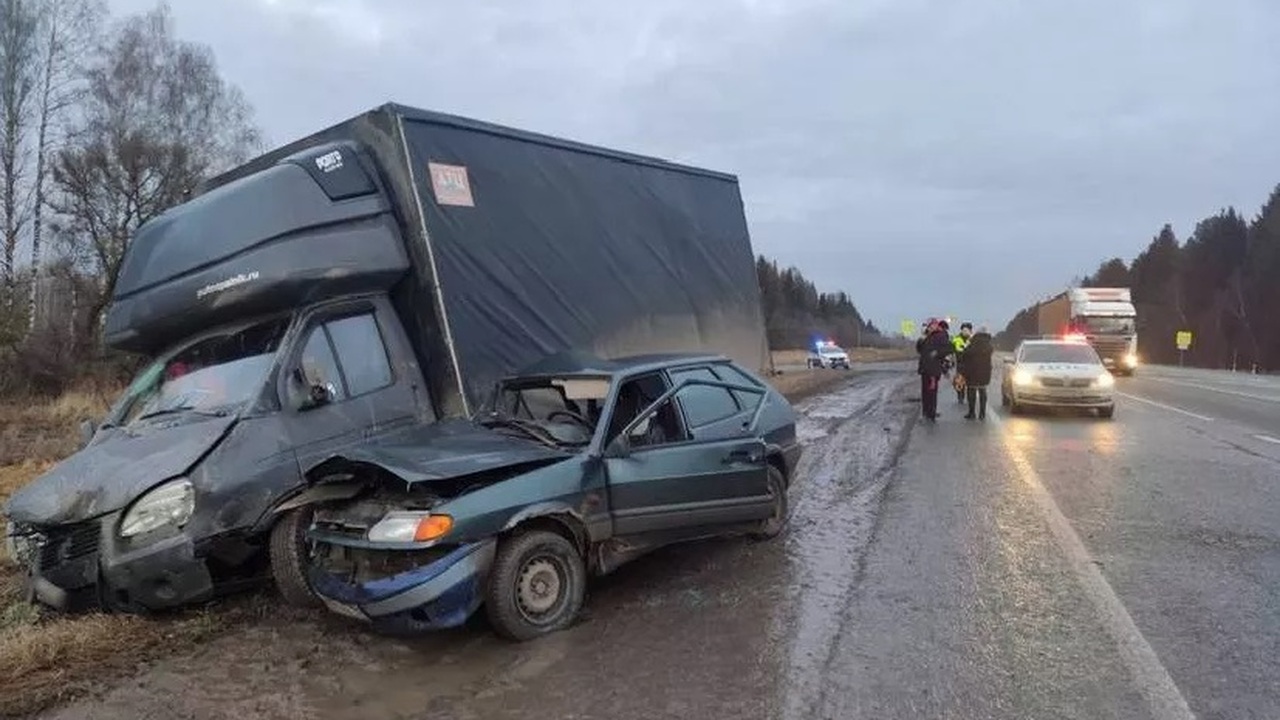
top-left (1035, 287), bottom-right (1139, 375)
top-left (4, 102), bottom-right (771, 614)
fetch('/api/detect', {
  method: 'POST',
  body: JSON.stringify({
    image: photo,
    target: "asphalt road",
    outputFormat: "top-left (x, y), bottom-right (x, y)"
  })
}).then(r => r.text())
top-left (41, 363), bottom-right (1280, 720)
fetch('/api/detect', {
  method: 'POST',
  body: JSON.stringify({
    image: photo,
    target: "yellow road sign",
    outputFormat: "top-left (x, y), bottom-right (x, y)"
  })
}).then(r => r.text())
top-left (900, 320), bottom-right (916, 337)
top-left (1175, 330), bottom-right (1192, 350)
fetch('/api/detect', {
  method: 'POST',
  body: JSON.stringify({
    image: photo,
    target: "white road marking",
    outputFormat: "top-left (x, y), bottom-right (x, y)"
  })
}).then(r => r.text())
top-left (1115, 392), bottom-right (1213, 422)
top-left (989, 413), bottom-right (1198, 720)
top-left (1253, 434), bottom-right (1280, 446)
top-left (1140, 376), bottom-right (1280, 404)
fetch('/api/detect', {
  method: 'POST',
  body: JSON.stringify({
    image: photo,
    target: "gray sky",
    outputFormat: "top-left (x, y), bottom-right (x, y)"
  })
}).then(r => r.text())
top-left (110, 0), bottom-right (1280, 334)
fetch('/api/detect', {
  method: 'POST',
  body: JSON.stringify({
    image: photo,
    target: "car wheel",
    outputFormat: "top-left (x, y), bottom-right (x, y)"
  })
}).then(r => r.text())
top-left (1099, 405), bottom-right (1115, 419)
top-left (750, 465), bottom-right (789, 541)
top-left (485, 530), bottom-right (586, 642)
top-left (269, 506), bottom-right (321, 608)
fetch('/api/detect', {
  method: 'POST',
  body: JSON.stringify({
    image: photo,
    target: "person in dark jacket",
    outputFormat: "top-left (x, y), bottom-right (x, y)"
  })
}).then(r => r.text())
top-left (915, 318), bottom-right (954, 421)
top-left (961, 325), bottom-right (995, 420)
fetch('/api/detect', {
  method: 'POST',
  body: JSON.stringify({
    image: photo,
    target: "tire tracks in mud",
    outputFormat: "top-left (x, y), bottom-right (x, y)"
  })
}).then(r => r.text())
top-left (770, 369), bottom-right (918, 720)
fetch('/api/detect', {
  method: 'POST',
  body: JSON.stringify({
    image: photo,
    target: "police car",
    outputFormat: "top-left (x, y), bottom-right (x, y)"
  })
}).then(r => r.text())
top-left (807, 340), bottom-right (850, 369)
top-left (1001, 336), bottom-right (1116, 418)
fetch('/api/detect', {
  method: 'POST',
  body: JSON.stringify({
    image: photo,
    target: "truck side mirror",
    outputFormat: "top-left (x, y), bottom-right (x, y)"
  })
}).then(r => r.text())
top-left (300, 383), bottom-right (332, 410)
top-left (79, 419), bottom-right (97, 447)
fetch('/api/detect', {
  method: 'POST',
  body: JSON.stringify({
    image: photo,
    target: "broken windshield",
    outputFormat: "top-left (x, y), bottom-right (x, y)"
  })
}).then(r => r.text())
top-left (111, 317), bottom-right (290, 426)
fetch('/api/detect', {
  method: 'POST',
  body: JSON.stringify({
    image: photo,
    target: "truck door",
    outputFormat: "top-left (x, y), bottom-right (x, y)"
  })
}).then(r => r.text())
top-left (282, 299), bottom-right (421, 476)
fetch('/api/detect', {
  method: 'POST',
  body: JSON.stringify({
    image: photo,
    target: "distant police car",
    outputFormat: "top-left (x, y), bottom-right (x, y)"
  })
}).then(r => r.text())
top-left (807, 340), bottom-right (850, 369)
top-left (1001, 337), bottom-right (1116, 418)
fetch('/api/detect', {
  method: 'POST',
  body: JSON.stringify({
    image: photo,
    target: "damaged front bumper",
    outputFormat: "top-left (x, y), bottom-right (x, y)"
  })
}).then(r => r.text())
top-left (10, 512), bottom-right (215, 613)
top-left (307, 539), bottom-right (497, 630)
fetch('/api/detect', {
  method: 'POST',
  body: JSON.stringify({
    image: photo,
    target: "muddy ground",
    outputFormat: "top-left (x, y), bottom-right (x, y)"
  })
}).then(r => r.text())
top-left (30, 367), bottom-right (916, 720)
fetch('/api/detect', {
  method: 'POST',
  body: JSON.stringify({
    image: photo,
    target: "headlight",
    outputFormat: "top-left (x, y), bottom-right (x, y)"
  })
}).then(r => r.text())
top-left (1012, 369), bottom-right (1035, 386)
top-left (1123, 353), bottom-right (1138, 367)
top-left (4, 521), bottom-right (33, 567)
top-left (367, 511), bottom-right (453, 544)
top-left (119, 478), bottom-right (195, 537)
top-left (1095, 373), bottom-right (1116, 388)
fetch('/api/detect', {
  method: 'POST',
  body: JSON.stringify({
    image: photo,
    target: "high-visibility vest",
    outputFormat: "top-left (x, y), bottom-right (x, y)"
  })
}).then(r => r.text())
top-left (952, 335), bottom-right (969, 353)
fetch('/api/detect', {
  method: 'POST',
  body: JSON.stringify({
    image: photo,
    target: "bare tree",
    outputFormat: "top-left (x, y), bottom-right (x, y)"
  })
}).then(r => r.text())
top-left (0, 0), bottom-right (40, 298)
top-left (50, 1), bottom-right (261, 344)
top-left (26, 0), bottom-right (105, 331)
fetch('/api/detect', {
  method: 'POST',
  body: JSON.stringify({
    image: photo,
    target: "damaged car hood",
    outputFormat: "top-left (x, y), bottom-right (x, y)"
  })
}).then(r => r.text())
top-left (308, 418), bottom-right (571, 484)
top-left (4, 415), bottom-right (237, 526)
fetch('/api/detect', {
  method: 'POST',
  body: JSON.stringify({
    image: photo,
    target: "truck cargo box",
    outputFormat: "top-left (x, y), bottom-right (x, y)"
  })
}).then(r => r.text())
top-left (105, 103), bottom-right (771, 418)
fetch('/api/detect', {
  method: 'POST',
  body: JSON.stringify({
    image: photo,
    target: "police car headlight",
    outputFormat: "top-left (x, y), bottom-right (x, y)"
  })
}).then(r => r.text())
top-left (1012, 369), bottom-right (1035, 386)
top-left (119, 478), bottom-right (195, 537)
top-left (1095, 373), bottom-right (1115, 388)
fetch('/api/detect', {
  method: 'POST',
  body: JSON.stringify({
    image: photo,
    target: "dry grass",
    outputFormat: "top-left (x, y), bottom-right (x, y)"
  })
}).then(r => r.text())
top-left (770, 346), bottom-right (915, 368)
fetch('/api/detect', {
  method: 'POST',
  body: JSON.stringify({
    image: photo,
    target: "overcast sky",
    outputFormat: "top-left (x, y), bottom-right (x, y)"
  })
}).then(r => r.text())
top-left (109, 0), bottom-right (1280, 333)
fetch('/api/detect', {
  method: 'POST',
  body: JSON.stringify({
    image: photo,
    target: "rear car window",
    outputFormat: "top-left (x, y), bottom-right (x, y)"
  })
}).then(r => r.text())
top-left (669, 366), bottom-right (739, 428)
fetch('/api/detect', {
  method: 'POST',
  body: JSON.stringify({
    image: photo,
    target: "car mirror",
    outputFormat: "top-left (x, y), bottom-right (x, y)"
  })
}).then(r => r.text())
top-left (78, 419), bottom-right (97, 447)
top-left (298, 383), bottom-right (334, 411)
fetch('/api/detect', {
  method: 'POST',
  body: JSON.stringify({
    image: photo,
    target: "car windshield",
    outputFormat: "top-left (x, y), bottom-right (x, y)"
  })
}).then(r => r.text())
top-left (113, 318), bottom-right (290, 426)
top-left (1020, 343), bottom-right (1101, 365)
top-left (1077, 316), bottom-right (1135, 334)
top-left (482, 375), bottom-right (613, 446)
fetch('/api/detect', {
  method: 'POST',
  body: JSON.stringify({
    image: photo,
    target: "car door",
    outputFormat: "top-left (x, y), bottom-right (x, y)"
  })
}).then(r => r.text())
top-left (604, 369), bottom-right (771, 538)
top-left (283, 302), bottom-right (414, 476)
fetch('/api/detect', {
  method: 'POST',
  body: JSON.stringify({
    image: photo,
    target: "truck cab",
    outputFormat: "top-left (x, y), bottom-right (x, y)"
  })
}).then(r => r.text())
top-left (1066, 287), bottom-right (1139, 376)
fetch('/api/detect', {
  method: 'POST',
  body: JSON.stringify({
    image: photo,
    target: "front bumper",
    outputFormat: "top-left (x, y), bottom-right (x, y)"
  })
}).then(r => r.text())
top-left (15, 512), bottom-right (215, 613)
top-left (307, 539), bottom-right (497, 630)
top-left (1013, 388), bottom-right (1114, 408)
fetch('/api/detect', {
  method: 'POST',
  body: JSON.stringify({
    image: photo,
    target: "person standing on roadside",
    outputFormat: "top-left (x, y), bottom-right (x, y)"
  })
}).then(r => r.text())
top-left (952, 322), bottom-right (973, 403)
top-left (962, 325), bottom-right (995, 420)
top-left (916, 318), bottom-right (954, 421)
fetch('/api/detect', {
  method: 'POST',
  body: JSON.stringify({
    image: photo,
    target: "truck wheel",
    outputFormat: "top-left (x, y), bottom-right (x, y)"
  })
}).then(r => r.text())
top-left (485, 530), bottom-right (586, 642)
top-left (750, 465), bottom-right (789, 541)
top-left (269, 507), bottom-right (321, 608)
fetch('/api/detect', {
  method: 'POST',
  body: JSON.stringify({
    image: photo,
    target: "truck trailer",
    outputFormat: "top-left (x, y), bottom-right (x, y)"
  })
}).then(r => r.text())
top-left (4, 103), bottom-right (770, 614)
top-left (1035, 287), bottom-right (1139, 375)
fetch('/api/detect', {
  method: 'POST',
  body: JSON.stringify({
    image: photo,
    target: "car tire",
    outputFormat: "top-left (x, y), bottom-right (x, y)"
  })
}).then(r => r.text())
top-left (1099, 405), bottom-right (1115, 419)
top-left (750, 465), bottom-right (789, 541)
top-left (269, 506), bottom-right (321, 608)
top-left (485, 530), bottom-right (586, 642)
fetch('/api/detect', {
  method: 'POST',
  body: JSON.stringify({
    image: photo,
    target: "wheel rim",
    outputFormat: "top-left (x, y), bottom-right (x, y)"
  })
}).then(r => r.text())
top-left (514, 553), bottom-right (569, 625)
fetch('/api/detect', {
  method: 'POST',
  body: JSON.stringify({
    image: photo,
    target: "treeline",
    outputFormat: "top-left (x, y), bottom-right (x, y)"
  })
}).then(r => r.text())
top-left (999, 187), bottom-right (1279, 370)
top-left (756, 256), bottom-right (890, 350)
top-left (0, 1), bottom-right (261, 395)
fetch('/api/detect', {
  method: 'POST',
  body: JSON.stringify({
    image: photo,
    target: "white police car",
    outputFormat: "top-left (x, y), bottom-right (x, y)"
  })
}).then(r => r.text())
top-left (1001, 337), bottom-right (1116, 418)
top-left (807, 341), bottom-right (850, 369)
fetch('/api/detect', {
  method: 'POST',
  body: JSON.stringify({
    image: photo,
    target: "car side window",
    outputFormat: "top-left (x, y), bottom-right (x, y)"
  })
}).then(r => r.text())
top-left (669, 366), bottom-right (740, 428)
top-left (608, 373), bottom-right (688, 449)
top-left (325, 314), bottom-right (394, 396)
top-left (712, 363), bottom-right (764, 411)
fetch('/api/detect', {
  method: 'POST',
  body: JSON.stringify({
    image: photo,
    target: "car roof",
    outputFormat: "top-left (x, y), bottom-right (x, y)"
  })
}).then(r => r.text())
top-left (510, 350), bottom-right (732, 378)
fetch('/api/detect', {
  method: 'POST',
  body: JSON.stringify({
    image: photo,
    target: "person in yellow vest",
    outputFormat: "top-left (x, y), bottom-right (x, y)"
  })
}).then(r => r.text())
top-left (951, 322), bottom-right (973, 403)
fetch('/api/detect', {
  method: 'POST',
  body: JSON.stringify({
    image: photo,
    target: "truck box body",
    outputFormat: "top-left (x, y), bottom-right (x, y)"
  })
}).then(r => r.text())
top-left (105, 103), bottom-right (771, 417)
top-left (1036, 292), bottom-right (1071, 336)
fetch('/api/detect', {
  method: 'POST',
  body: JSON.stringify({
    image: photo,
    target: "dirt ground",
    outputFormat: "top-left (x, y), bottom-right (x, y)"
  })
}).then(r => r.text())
top-left (0, 351), bottom-right (905, 718)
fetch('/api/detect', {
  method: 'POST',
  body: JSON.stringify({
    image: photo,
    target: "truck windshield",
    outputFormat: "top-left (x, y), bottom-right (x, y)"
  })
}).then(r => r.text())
top-left (1021, 344), bottom-right (1102, 365)
top-left (113, 317), bottom-right (290, 426)
top-left (1078, 316), bottom-right (1134, 334)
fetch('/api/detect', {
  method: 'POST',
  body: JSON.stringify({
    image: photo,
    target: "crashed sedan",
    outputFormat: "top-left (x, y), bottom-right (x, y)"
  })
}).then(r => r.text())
top-left (292, 352), bottom-right (801, 641)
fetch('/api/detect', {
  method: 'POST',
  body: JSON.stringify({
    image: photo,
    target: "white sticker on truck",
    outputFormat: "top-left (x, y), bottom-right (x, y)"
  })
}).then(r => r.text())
top-left (196, 271), bottom-right (260, 300)
top-left (428, 162), bottom-right (475, 207)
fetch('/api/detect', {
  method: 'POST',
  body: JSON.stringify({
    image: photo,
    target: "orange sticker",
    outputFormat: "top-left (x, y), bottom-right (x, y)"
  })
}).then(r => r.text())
top-left (427, 162), bottom-right (475, 207)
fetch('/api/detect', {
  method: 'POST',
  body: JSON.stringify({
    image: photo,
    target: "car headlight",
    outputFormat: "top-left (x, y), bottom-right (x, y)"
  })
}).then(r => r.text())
top-left (4, 521), bottom-right (33, 567)
top-left (1095, 373), bottom-right (1116, 388)
top-left (1123, 353), bottom-right (1138, 367)
top-left (1012, 369), bottom-right (1035, 386)
top-left (367, 511), bottom-right (454, 544)
top-left (119, 478), bottom-right (195, 537)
